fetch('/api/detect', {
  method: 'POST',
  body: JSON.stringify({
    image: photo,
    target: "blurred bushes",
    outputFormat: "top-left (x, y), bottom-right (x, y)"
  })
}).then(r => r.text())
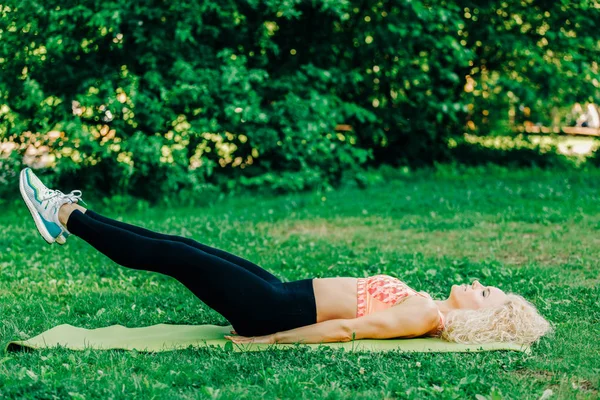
top-left (0, 1), bottom-right (598, 201)
top-left (448, 134), bottom-right (577, 169)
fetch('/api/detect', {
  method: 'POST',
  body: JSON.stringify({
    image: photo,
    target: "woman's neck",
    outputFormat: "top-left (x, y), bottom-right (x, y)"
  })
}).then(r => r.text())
top-left (433, 299), bottom-right (458, 315)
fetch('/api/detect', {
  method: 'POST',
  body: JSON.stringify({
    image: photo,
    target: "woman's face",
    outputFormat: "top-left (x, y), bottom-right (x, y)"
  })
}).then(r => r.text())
top-left (449, 280), bottom-right (507, 310)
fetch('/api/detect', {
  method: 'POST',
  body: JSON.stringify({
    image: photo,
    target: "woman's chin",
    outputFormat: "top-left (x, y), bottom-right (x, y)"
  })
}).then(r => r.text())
top-left (450, 284), bottom-right (460, 296)
top-left (448, 285), bottom-right (463, 305)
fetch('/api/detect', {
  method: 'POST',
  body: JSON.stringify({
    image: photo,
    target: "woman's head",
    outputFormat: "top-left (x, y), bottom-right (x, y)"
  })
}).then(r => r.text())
top-left (440, 281), bottom-right (552, 345)
top-left (448, 280), bottom-right (507, 309)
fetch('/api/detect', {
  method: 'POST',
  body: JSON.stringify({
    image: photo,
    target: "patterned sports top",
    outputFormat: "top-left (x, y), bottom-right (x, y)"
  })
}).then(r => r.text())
top-left (356, 274), bottom-right (445, 334)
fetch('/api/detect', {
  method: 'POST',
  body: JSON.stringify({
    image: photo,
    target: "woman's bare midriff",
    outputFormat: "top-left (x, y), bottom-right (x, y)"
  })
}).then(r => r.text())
top-left (312, 277), bottom-right (359, 322)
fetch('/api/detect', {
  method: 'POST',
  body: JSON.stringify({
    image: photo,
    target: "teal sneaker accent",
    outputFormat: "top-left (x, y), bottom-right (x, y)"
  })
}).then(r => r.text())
top-left (40, 214), bottom-right (63, 238)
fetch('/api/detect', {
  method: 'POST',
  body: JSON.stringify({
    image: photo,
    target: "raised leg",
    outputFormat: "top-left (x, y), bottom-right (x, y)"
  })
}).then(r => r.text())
top-left (60, 204), bottom-right (281, 284)
top-left (64, 208), bottom-right (300, 335)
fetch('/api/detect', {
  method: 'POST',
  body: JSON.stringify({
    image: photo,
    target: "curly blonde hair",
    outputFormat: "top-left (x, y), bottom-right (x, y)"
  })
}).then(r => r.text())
top-left (440, 294), bottom-right (552, 345)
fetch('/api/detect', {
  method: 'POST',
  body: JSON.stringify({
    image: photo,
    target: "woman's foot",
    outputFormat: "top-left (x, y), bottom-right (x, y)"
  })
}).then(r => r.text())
top-left (57, 202), bottom-right (87, 228)
top-left (55, 202), bottom-right (87, 245)
top-left (19, 167), bottom-right (85, 244)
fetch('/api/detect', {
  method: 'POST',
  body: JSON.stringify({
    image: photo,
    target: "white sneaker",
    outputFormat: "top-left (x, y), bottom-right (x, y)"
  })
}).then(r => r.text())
top-left (19, 168), bottom-right (84, 244)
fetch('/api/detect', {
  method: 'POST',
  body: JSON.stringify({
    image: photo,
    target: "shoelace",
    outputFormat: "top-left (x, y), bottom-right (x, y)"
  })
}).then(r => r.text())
top-left (41, 189), bottom-right (87, 206)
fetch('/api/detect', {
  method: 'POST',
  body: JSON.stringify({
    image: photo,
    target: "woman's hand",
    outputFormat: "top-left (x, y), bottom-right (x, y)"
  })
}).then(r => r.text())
top-left (224, 333), bottom-right (276, 344)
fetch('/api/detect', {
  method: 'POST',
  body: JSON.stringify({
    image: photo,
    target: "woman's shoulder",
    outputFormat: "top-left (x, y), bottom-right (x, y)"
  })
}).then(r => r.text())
top-left (392, 294), bottom-right (440, 325)
top-left (353, 294), bottom-right (441, 338)
top-left (404, 295), bottom-right (444, 334)
top-left (385, 292), bottom-right (436, 312)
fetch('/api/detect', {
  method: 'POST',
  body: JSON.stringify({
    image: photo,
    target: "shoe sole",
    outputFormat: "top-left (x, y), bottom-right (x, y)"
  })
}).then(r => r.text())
top-left (19, 169), bottom-right (55, 244)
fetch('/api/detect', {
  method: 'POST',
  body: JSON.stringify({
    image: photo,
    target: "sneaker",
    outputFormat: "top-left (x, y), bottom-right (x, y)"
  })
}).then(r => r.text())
top-left (56, 231), bottom-right (69, 245)
top-left (19, 168), bottom-right (84, 244)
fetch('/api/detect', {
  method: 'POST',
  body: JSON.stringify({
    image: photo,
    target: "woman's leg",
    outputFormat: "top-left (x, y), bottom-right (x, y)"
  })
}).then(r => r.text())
top-left (62, 206), bottom-right (316, 335)
top-left (82, 209), bottom-right (281, 285)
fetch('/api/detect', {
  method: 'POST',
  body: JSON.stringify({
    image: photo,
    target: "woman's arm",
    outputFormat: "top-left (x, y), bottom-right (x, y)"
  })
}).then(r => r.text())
top-left (224, 319), bottom-right (351, 344)
top-left (225, 295), bottom-right (439, 344)
top-left (348, 295), bottom-right (439, 340)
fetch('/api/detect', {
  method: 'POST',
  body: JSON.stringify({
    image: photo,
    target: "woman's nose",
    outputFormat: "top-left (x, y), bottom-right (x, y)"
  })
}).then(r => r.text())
top-left (472, 280), bottom-right (482, 289)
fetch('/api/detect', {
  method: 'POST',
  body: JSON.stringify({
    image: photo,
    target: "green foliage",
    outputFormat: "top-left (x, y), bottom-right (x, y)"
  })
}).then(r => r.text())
top-left (0, 1), bottom-right (598, 199)
top-left (1, 167), bottom-right (599, 398)
top-left (448, 135), bottom-right (577, 169)
top-left (460, 1), bottom-right (600, 134)
top-left (0, 151), bottom-right (22, 202)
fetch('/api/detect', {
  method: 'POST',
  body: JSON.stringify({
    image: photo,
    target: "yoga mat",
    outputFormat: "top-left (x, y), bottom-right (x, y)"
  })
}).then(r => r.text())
top-left (6, 324), bottom-right (529, 353)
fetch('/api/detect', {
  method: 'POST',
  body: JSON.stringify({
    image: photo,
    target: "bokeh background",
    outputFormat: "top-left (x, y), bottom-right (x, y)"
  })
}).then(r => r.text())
top-left (1, 2), bottom-right (600, 399)
top-left (1, 0), bottom-right (599, 202)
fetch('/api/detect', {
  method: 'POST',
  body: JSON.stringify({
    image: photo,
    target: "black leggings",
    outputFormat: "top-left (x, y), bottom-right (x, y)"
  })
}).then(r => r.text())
top-left (66, 209), bottom-right (317, 336)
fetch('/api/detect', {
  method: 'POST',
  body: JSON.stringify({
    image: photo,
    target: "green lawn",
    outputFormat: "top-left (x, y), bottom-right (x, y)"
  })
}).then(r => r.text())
top-left (1, 166), bottom-right (598, 399)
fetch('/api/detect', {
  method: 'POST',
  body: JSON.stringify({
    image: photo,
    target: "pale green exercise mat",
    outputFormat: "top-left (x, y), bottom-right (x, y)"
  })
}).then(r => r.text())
top-left (6, 323), bottom-right (529, 353)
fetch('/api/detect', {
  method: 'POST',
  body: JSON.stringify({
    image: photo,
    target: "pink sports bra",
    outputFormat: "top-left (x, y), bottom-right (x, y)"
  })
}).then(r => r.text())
top-left (356, 274), bottom-right (445, 334)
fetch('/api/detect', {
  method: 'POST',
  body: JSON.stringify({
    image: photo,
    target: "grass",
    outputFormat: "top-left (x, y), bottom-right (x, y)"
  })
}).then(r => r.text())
top-left (1, 166), bottom-right (599, 399)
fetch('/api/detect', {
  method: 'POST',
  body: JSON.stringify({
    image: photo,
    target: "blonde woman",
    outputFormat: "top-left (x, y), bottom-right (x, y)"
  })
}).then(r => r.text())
top-left (19, 168), bottom-right (551, 345)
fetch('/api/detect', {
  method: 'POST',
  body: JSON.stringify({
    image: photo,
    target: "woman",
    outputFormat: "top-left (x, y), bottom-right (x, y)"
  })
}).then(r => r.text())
top-left (19, 168), bottom-right (551, 345)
